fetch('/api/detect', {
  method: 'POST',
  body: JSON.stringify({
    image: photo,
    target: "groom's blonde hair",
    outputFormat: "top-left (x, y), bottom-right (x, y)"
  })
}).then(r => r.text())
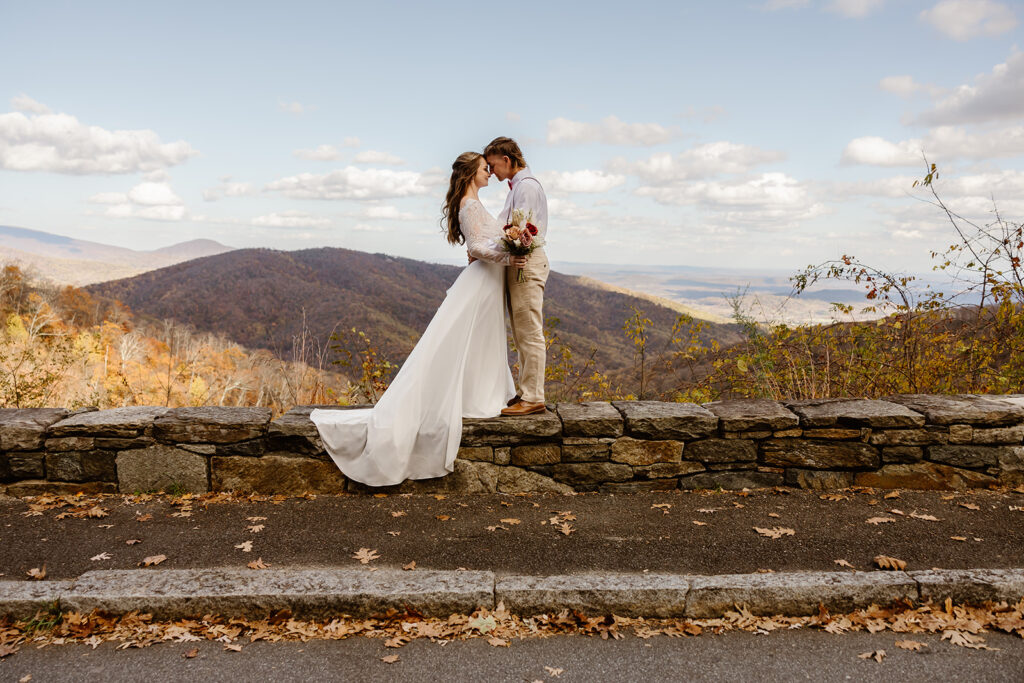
top-left (483, 137), bottom-right (526, 169)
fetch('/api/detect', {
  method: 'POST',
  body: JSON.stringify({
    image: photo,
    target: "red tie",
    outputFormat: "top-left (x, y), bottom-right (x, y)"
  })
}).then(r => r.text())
top-left (508, 181), bottom-right (513, 190)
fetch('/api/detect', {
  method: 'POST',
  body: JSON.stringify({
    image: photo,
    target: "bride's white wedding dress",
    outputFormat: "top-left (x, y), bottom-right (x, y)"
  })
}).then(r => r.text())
top-left (310, 199), bottom-right (515, 486)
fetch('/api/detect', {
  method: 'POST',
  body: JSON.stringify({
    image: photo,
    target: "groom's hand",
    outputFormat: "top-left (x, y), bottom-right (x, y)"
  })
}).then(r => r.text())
top-left (467, 251), bottom-right (477, 264)
top-left (511, 255), bottom-right (529, 268)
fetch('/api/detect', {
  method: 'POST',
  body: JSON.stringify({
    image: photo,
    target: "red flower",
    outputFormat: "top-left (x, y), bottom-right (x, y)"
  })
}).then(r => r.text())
top-left (526, 222), bottom-right (538, 235)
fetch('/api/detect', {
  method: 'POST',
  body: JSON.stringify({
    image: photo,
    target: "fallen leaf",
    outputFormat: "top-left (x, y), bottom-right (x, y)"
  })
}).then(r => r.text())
top-left (387, 531), bottom-right (401, 536)
top-left (97, 524), bottom-right (114, 529)
top-left (135, 513), bottom-right (153, 523)
top-left (959, 502), bottom-right (980, 511)
top-left (874, 555), bottom-right (907, 571)
top-left (126, 539), bottom-right (142, 545)
top-left (183, 647), bottom-right (199, 659)
top-left (544, 666), bottom-right (564, 677)
top-left (942, 630), bottom-right (998, 650)
top-left (883, 491), bottom-right (900, 499)
top-left (391, 511), bottom-right (407, 517)
top-left (90, 552), bottom-right (111, 561)
top-left (26, 565), bottom-right (46, 580)
top-left (888, 509), bottom-right (905, 516)
top-left (909, 512), bottom-right (940, 521)
top-left (353, 548), bottom-right (380, 564)
top-left (652, 503), bottom-right (672, 515)
top-left (486, 525), bottom-right (508, 532)
top-left (140, 554), bottom-right (166, 567)
top-left (433, 494), bottom-right (446, 500)
top-left (692, 520), bottom-right (708, 526)
top-left (500, 518), bottom-right (521, 525)
top-left (488, 637), bottom-right (509, 647)
top-left (247, 558), bottom-right (269, 570)
top-left (697, 508), bottom-right (718, 513)
top-left (767, 512), bottom-right (781, 518)
top-left (246, 525), bottom-right (264, 533)
top-left (435, 515), bottom-right (451, 521)
top-left (834, 559), bottom-right (855, 569)
top-left (950, 536), bottom-right (968, 542)
top-left (894, 640), bottom-right (926, 651)
top-left (373, 493), bottom-right (387, 498)
top-left (555, 522), bottom-right (574, 536)
top-left (246, 516), bottom-right (267, 522)
top-left (468, 615), bottom-right (497, 633)
top-left (858, 649), bottom-right (885, 663)
top-left (19, 675), bottom-right (31, 682)
top-left (384, 635), bottom-right (408, 648)
top-left (866, 517), bottom-right (896, 525)
top-left (403, 561), bottom-right (416, 571)
top-left (754, 526), bottom-right (795, 539)
top-left (1009, 505), bottom-right (1023, 511)
top-left (381, 654), bottom-right (400, 663)
top-left (234, 541), bottom-right (253, 553)
top-left (821, 493), bottom-right (849, 501)
top-left (223, 643), bottom-right (243, 652)
top-left (0, 644), bottom-right (18, 659)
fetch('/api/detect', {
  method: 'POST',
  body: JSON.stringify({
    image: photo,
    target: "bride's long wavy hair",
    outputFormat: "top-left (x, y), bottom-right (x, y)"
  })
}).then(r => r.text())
top-left (441, 151), bottom-right (483, 246)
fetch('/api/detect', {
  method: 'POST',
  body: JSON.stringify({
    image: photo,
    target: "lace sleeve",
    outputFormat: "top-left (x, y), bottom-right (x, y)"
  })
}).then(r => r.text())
top-left (460, 200), bottom-right (511, 265)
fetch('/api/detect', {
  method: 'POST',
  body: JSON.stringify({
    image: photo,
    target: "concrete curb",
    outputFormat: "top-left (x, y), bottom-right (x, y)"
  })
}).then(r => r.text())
top-left (2, 568), bottom-right (1023, 621)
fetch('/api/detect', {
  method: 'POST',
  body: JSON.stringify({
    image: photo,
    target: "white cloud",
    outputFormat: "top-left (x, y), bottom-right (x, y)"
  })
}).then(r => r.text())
top-left (538, 170), bottom-right (626, 194)
top-left (841, 124), bottom-right (1024, 166)
top-left (341, 136), bottom-right (361, 147)
top-left (920, 0), bottom-right (1017, 41)
top-left (352, 150), bottom-right (405, 165)
top-left (87, 181), bottom-right (186, 221)
top-left (546, 116), bottom-right (680, 146)
top-left (916, 50), bottom-right (1024, 125)
top-left (265, 166), bottom-right (434, 200)
top-left (279, 100), bottom-right (313, 115)
top-left (202, 179), bottom-right (256, 201)
top-left (362, 205), bottom-right (418, 220)
top-left (0, 100), bottom-right (197, 175)
top-left (252, 211), bottom-right (330, 228)
top-left (827, 0), bottom-right (886, 17)
top-left (879, 75), bottom-right (945, 98)
top-left (612, 142), bottom-right (786, 181)
top-left (294, 144), bottom-right (340, 161)
top-left (761, 0), bottom-right (811, 9)
top-left (11, 94), bottom-right (50, 114)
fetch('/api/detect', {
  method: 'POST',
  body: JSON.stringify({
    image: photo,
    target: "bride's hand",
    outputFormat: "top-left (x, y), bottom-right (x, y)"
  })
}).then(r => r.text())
top-left (511, 255), bottom-right (529, 268)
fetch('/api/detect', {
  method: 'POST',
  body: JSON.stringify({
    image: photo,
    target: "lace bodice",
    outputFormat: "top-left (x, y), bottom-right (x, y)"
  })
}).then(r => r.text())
top-left (459, 199), bottom-right (510, 265)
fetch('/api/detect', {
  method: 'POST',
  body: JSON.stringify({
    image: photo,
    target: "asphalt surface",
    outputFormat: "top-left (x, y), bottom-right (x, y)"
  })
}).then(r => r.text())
top-left (2, 488), bottom-right (1023, 580)
top-left (2, 629), bottom-right (1022, 682)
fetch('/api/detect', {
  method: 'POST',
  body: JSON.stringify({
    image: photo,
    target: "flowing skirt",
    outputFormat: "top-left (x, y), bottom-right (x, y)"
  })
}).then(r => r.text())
top-left (310, 259), bottom-right (515, 486)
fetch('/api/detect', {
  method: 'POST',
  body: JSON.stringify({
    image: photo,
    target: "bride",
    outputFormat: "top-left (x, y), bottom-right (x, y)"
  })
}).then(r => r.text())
top-left (310, 152), bottom-right (530, 487)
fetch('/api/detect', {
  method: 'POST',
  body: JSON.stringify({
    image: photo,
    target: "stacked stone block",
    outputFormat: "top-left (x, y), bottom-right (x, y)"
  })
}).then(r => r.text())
top-left (2, 394), bottom-right (1023, 495)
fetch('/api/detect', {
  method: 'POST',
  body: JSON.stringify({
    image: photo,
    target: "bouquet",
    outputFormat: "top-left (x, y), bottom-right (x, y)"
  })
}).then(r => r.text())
top-left (501, 208), bottom-right (544, 283)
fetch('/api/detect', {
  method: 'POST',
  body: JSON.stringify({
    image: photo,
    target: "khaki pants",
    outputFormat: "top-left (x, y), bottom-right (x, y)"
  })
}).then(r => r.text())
top-left (506, 247), bottom-right (549, 403)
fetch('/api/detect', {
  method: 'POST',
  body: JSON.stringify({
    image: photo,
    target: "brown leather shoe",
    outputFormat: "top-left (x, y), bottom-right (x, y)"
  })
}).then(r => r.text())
top-left (501, 400), bottom-right (546, 416)
top-left (506, 395), bottom-right (522, 407)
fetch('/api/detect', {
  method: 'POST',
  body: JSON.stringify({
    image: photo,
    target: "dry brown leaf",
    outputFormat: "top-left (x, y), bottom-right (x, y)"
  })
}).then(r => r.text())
top-left (894, 640), bottom-right (926, 651)
top-left (391, 511), bottom-right (407, 517)
top-left (140, 554), bottom-right (166, 567)
top-left (403, 561), bottom-right (416, 571)
top-left (246, 516), bottom-right (267, 522)
top-left (433, 494), bottom-right (446, 500)
top-left (858, 649), bottom-right (885, 662)
top-left (500, 518), bottom-right (521, 525)
top-left (353, 548), bottom-right (380, 564)
top-left (381, 654), bottom-right (400, 663)
top-left (866, 517), bottom-right (896, 525)
top-left (136, 514), bottom-right (153, 522)
top-left (126, 539), bottom-right (142, 545)
top-left (90, 552), bottom-right (111, 561)
top-left (883, 491), bottom-right (901, 499)
top-left (384, 635), bottom-right (409, 648)
top-left (246, 525), bottom-right (264, 534)
top-left (486, 525), bottom-right (508, 532)
top-left (1009, 505), bottom-right (1023, 511)
top-left (487, 637), bottom-right (509, 647)
top-left (26, 564), bottom-right (46, 580)
top-left (435, 515), bottom-right (451, 521)
top-left (942, 630), bottom-right (998, 650)
top-left (950, 536), bottom-right (968, 542)
top-left (544, 666), bottom-right (564, 677)
top-left (821, 493), bottom-right (849, 501)
top-left (183, 647), bottom-right (199, 658)
top-left (754, 526), bottom-right (795, 539)
top-left (223, 643), bottom-right (243, 652)
top-left (692, 520), bottom-right (708, 526)
top-left (910, 512), bottom-right (940, 521)
top-left (767, 512), bottom-right (781, 518)
top-left (874, 555), bottom-right (907, 571)
top-left (959, 502), bottom-right (981, 511)
top-left (555, 522), bottom-right (574, 536)
top-left (834, 559), bottom-right (855, 569)
top-left (234, 541), bottom-right (253, 553)
top-left (888, 509), bottom-right (905, 516)
top-left (373, 493), bottom-right (388, 498)
top-left (247, 558), bottom-right (269, 570)
top-left (387, 531), bottom-right (401, 536)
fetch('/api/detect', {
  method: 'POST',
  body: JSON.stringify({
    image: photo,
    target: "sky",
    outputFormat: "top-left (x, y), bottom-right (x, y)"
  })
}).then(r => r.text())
top-left (1, 0), bottom-right (1022, 274)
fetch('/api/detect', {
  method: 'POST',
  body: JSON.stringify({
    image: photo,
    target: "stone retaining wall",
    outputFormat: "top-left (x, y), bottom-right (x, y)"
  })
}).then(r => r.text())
top-left (2, 395), bottom-right (1023, 496)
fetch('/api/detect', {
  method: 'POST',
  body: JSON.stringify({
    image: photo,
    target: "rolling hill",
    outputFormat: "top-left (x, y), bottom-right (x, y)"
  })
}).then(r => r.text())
top-left (86, 247), bottom-right (744, 375)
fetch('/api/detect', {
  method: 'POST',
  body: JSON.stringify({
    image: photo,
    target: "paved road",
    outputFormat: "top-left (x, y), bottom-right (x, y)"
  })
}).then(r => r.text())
top-left (2, 629), bottom-right (1022, 682)
top-left (2, 488), bottom-right (1022, 579)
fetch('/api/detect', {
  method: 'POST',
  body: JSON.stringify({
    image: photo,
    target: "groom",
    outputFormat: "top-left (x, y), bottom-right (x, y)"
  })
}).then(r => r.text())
top-left (483, 136), bottom-right (550, 416)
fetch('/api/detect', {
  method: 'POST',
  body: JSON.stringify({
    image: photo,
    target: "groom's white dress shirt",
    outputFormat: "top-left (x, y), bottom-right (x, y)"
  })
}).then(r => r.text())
top-left (497, 167), bottom-right (548, 242)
